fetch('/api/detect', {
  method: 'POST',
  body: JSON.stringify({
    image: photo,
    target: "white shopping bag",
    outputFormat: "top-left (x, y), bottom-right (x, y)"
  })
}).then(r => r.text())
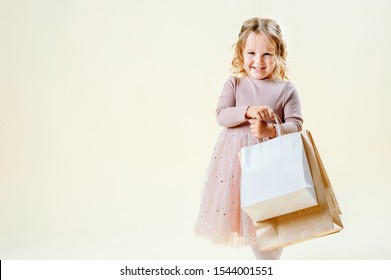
top-left (240, 129), bottom-right (317, 222)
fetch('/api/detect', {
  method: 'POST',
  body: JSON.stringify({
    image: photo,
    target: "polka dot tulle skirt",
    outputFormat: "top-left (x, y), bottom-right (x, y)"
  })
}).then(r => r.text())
top-left (195, 125), bottom-right (267, 247)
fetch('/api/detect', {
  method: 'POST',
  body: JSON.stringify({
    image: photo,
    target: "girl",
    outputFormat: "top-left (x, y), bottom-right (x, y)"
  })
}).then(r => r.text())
top-left (195, 18), bottom-right (303, 260)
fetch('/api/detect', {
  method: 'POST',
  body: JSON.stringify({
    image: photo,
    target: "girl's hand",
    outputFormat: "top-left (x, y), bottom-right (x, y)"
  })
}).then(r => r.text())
top-left (248, 119), bottom-right (276, 139)
top-left (245, 106), bottom-right (274, 121)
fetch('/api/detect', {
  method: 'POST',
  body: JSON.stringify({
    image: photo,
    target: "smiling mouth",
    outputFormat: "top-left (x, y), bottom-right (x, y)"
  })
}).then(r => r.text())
top-left (251, 66), bottom-right (265, 72)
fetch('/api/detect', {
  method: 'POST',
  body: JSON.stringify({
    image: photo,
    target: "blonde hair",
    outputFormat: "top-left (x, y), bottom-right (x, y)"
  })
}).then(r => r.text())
top-left (231, 18), bottom-right (288, 80)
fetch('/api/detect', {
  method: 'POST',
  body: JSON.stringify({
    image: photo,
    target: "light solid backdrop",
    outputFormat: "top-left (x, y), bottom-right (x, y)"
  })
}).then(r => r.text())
top-left (0, 0), bottom-right (390, 259)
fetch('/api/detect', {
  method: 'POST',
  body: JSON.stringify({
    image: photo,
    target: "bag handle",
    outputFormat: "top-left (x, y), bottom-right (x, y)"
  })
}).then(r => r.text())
top-left (255, 113), bottom-right (285, 144)
top-left (273, 113), bottom-right (285, 137)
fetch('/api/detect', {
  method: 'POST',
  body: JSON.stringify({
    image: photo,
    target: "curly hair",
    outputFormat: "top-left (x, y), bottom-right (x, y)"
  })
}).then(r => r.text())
top-left (231, 18), bottom-right (288, 80)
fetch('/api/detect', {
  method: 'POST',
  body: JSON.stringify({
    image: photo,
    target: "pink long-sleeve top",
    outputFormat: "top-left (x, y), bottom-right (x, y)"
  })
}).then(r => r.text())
top-left (215, 76), bottom-right (303, 133)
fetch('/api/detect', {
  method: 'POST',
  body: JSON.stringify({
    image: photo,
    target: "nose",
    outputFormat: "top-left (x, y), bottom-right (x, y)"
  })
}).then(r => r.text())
top-left (255, 54), bottom-right (265, 65)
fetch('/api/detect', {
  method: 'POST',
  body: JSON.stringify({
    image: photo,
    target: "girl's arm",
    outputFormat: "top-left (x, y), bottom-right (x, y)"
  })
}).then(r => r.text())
top-left (215, 77), bottom-right (249, 127)
top-left (280, 83), bottom-right (303, 134)
top-left (248, 82), bottom-right (303, 139)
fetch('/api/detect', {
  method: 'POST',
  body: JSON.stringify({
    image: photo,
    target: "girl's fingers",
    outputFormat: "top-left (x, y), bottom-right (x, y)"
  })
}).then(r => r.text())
top-left (249, 119), bottom-right (260, 125)
top-left (256, 108), bottom-right (274, 120)
top-left (268, 108), bottom-right (274, 118)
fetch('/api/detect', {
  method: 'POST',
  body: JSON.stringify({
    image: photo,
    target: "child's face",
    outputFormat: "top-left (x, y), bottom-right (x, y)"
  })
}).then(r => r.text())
top-left (243, 32), bottom-right (277, 80)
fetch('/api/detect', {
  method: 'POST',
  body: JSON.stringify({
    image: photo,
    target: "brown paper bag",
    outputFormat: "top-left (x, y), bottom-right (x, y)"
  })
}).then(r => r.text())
top-left (253, 130), bottom-right (343, 251)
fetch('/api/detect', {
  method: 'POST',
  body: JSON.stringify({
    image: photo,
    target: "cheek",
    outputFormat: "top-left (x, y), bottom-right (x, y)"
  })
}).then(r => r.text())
top-left (268, 58), bottom-right (277, 69)
top-left (243, 56), bottom-right (249, 65)
top-left (243, 54), bottom-right (253, 62)
top-left (243, 59), bottom-right (251, 70)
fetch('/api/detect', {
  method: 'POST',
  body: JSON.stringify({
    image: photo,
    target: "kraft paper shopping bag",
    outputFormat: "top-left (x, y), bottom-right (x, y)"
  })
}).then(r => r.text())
top-left (253, 130), bottom-right (343, 251)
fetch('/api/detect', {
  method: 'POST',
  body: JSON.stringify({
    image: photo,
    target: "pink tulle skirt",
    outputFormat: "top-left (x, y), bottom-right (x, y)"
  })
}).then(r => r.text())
top-left (195, 125), bottom-right (264, 247)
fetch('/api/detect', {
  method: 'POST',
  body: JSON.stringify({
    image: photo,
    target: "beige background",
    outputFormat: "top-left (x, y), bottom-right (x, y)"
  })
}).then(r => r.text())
top-left (0, 0), bottom-right (390, 259)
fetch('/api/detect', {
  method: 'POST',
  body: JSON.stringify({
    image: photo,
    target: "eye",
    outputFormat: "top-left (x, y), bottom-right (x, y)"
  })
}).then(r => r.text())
top-left (247, 52), bottom-right (255, 55)
top-left (263, 53), bottom-right (275, 59)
